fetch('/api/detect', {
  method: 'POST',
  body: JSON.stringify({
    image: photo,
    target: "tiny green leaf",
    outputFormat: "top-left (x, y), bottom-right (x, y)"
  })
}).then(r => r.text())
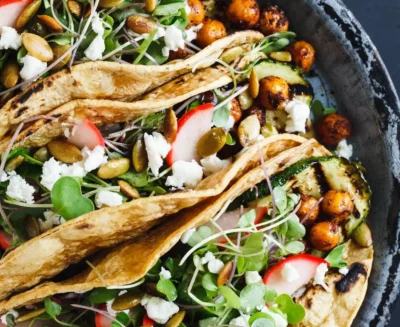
top-left (275, 294), bottom-right (306, 324)
top-left (202, 273), bottom-right (218, 292)
top-left (264, 286), bottom-right (277, 303)
top-left (157, 279), bottom-right (178, 301)
top-left (242, 232), bottom-right (264, 263)
top-left (325, 243), bottom-right (347, 268)
top-left (286, 214), bottom-right (306, 240)
top-left (153, 2), bottom-right (185, 16)
top-left (119, 170), bottom-right (149, 187)
top-left (273, 187), bottom-right (287, 213)
top-left (212, 103), bottom-right (230, 128)
top-left (44, 297), bottom-right (62, 318)
top-left (112, 312), bottom-right (130, 327)
top-left (240, 283), bottom-right (267, 313)
top-left (187, 226), bottom-right (213, 247)
top-left (238, 209), bottom-right (256, 228)
top-left (226, 133), bottom-right (236, 145)
top-left (219, 286), bottom-right (241, 309)
top-left (251, 318), bottom-right (275, 327)
top-left (5, 314), bottom-right (15, 327)
top-left (89, 288), bottom-right (118, 304)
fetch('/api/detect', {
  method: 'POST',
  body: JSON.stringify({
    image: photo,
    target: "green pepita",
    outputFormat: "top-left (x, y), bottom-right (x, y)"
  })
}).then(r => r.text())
top-left (47, 141), bottom-right (83, 163)
top-left (118, 180), bottom-right (140, 199)
top-left (132, 138), bottom-right (148, 173)
top-left (97, 158), bottom-right (130, 179)
top-left (15, 0), bottom-right (42, 30)
top-left (197, 127), bottom-right (227, 157)
top-left (111, 291), bottom-right (144, 311)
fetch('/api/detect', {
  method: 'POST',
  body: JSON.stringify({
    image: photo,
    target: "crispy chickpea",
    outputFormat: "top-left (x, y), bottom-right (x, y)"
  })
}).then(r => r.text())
top-left (258, 76), bottom-right (289, 111)
top-left (259, 4), bottom-right (289, 36)
top-left (230, 99), bottom-right (242, 123)
top-left (247, 106), bottom-right (266, 125)
top-left (317, 113), bottom-right (352, 146)
top-left (287, 41), bottom-right (316, 73)
top-left (309, 221), bottom-right (340, 252)
top-left (187, 0), bottom-right (205, 26)
top-left (298, 194), bottom-right (320, 226)
top-left (168, 48), bottom-right (190, 62)
top-left (226, 0), bottom-right (260, 29)
top-left (196, 18), bottom-right (227, 48)
top-left (321, 190), bottom-right (354, 222)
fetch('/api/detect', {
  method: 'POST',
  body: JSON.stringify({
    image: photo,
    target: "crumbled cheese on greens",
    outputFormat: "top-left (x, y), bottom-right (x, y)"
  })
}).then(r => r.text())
top-left (314, 263), bottom-right (330, 291)
top-left (6, 172), bottom-right (35, 203)
top-left (20, 55), bottom-right (47, 80)
top-left (181, 228), bottom-right (196, 244)
top-left (144, 132), bottom-right (171, 176)
top-left (95, 190), bottom-right (123, 208)
top-left (200, 155), bottom-right (231, 176)
top-left (166, 160), bottom-right (203, 189)
top-left (0, 26), bottom-right (21, 50)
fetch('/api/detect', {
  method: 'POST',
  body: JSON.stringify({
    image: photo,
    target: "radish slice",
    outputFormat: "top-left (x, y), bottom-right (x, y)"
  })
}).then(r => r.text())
top-left (0, 230), bottom-right (11, 251)
top-left (95, 305), bottom-right (113, 327)
top-left (263, 254), bottom-right (327, 296)
top-left (67, 119), bottom-right (105, 150)
top-left (142, 314), bottom-right (155, 326)
top-left (0, 0), bottom-right (33, 27)
top-left (166, 103), bottom-right (214, 166)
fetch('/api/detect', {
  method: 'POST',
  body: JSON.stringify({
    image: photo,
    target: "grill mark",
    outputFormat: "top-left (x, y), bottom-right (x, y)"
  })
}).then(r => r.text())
top-left (13, 83), bottom-right (45, 107)
top-left (335, 262), bottom-right (367, 293)
top-left (312, 162), bottom-right (331, 195)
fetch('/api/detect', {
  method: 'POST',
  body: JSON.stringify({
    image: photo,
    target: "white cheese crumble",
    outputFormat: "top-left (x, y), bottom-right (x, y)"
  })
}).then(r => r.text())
top-left (181, 228), bottom-right (196, 244)
top-left (144, 132), bottom-right (171, 176)
top-left (85, 13), bottom-right (105, 61)
top-left (281, 263), bottom-right (300, 283)
top-left (95, 190), bottom-right (123, 208)
top-left (200, 155), bottom-right (231, 176)
top-left (162, 25), bottom-right (185, 57)
top-left (339, 267), bottom-right (349, 275)
top-left (336, 139), bottom-right (353, 160)
top-left (229, 314), bottom-right (251, 327)
top-left (20, 55), bottom-right (47, 80)
top-left (141, 296), bottom-right (179, 324)
top-left (165, 160), bottom-right (203, 189)
top-left (106, 299), bottom-right (117, 316)
top-left (185, 24), bottom-right (203, 42)
top-left (245, 271), bottom-right (262, 285)
top-left (0, 309), bottom-right (19, 325)
top-left (314, 263), bottom-right (330, 292)
top-left (184, 0), bottom-right (191, 15)
top-left (144, 27), bottom-right (166, 41)
top-left (284, 99), bottom-right (310, 133)
top-left (261, 308), bottom-right (288, 327)
top-left (208, 258), bottom-right (224, 274)
top-left (6, 172), bottom-right (35, 203)
top-left (38, 210), bottom-right (66, 232)
top-left (0, 171), bottom-right (8, 182)
top-left (160, 267), bottom-right (172, 280)
top-left (0, 26), bottom-right (21, 50)
top-left (201, 251), bottom-right (216, 264)
top-left (81, 146), bottom-right (107, 171)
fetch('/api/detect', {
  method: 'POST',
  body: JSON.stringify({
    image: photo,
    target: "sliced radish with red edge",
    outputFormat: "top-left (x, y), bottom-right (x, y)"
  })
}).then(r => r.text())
top-left (0, 230), bottom-right (11, 251)
top-left (166, 103), bottom-right (214, 166)
top-left (142, 314), bottom-right (154, 326)
top-left (0, 0), bottom-right (32, 27)
top-left (67, 119), bottom-right (105, 150)
top-left (95, 305), bottom-right (113, 327)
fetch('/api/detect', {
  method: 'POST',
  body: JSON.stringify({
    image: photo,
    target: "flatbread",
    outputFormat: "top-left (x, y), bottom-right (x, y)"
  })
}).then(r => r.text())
top-left (0, 138), bottom-right (327, 312)
top-left (0, 66), bottom-right (232, 151)
top-left (0, 31), bottom-right (263, 138)
top-left (0, 134), bottom-right (304, 301)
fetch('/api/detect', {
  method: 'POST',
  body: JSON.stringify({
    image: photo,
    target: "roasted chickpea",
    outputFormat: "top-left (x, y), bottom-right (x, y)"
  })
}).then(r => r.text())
top-left (258, 76), bottom-right (289, 111)
top-left (247, 106), bottom-right (266, 125)
top-left (287, 41), bottom-right (316, 73)
top-left (259, 4), bottom-right (289, 36)
top-left (226, 0), bottom-right (260, 29)
top-left (230, 99), bottom-right (242, 123)
top-left (298, 194), bottom-right (320, 225)
top-left (187, 0), bottom-right (205, 26)
top-left (168, 48), bottom-right (190, 62)
top-left (321, 190), bottom-right (354, 221)
top-left (196, 18), bottom-right (227, 48)
top-left (309, 221), bottom-right (340, 252)
top-left (317, 113), bottom-right (352, 146)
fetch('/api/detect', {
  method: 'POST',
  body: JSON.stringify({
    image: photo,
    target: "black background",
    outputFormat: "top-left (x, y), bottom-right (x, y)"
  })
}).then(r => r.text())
top-left (344, 0), bottom-right (400, 326)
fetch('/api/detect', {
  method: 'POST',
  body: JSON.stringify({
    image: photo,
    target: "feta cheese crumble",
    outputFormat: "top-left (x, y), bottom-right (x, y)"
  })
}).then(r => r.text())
top-left (201, 251), bottom-right (216, 264)
top-left (200, 155), bottom-right (231, 176)
top-left (181, 228), bottom-right (196, 244)
top-left (0, 26), bottom-right (21, 50)
top-left (223, 115), bottom-right (235, 131)
top-left (185, 24), bottom-right (203, 42)
top-left (6, 172), bottom-right (35, 203)
top-left (245, 271), bottom-right (262, 285)
top-left (229, 314), bottom-right (251, 327)
top-left (141, 296), bottom-right (179, 324)
top-left (281, 263), bottom-right (300, 282)
top-left (85, 13), bottom-right (105, 60)
top-left (81, 146), bottom-right (107, 171)
top-left (160, 267), bottom-right (172, 280)
top-left (162, 25), bottom-right (185, 57)
top-left (314, 263), bottom-right (330, 292)
top-left (20, 55), bottom-right (47, 81)
top-left (284, 99), bottom-right (310, 133)
top-left (144, 132), bottom-right (171, 176)
top-left (336, 139), bottom-right (353, 160)
top-left (38, 211), bottom-right (66, 232)
top-left (95, 190), bottom-right (123, 208)
top-left (339, 267), bottom-right (349, 275)
top-left (166, 160), bottom-right (203, 189)
top-left (0, 309), bottom-right (19, 325)
top-left (201, 252), bottom-right (224, 274)
top-left (0, 171), bottom-right (8, 182)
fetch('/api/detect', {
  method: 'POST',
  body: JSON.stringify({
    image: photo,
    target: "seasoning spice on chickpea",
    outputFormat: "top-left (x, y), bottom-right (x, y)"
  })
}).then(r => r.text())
top-left (226, 0), bottom-right (260, 29)
top-left (230, 99), bottom-right (243, 122)
top-left (321, 190), bottom-right (354, 221)
top-left (317, 113), bottom-right (352, 146)
top-left (187, 0), bottom-right (205, 26)
top-left (309, 221), bottom-right (340, 252)
top-left (297, 194), bottom-right (320, 225)
top-left (258, 76), bottom-right (290, 111)
top-left (287, 40), bottom-right (316, 73)
top-left (259, 4), bottom-right (289, 36)
top-left (196, 18), bottom-right (227, 48)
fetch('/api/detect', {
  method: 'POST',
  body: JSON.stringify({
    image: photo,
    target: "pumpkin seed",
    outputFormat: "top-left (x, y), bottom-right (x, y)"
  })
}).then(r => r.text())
top-left (249, 69), bottom-right (259, 99)
top-left (217, 261), bottom-right (233, 286)
top-left (37, 15), bottom-right (63, 32)
top-left (99, 0), bottom-right (123, 8)
top-left (67, 0), bottom-right (82, 16)
top-left (111, 291), bottom-right (144, 311)
top-left (51, 44), bottom-right (72, 71)
top-left (126, 15), bottom-right (158, 35)
top-left (16, 0), bottom-right (42, 30)
top-left (24, 215), bottom-right (41, 239)
top-left (1, 61), bottom-right (20, 89)
top-left (238, 114), bottom-right (260, 147)
top-left (238, 90), bottom-right (254, 110)
top-left (221, 46), bottom-right (245, 64)
top-left (29, 21), bottom-right (48, 37)
top-left (163, 108), bottom-right (178, 143)
top-left (166, 311), bottom-right (186, 327)
top-left (5, 155), bottom-right (24, 172)
top-left (132, 138), bottom-right (148, 173)
top-left (97, 158), bottom-right (130, 179)
top-left (47, 141), bottom-right (83, 163)
top-left (269, 51), bottom-right (292, 62)
top-left (118, 180), bottom-right (140, 199)
top-left (16, 308), bottom-right (46, 323)
top-left (261, 123), bottom-right (278, 138)
top-left (22, 33), bottom-right (54, 62)
top-left (145, 0), bottom-right (157, 12)
top-left (143, 282), bottom-right (164, 297)
top-left (197, 127), bottom-right (227, 157)
top-left (352, 223), bottom-right (372, 248)
top-left (33, 147), bottom-right (50, 162)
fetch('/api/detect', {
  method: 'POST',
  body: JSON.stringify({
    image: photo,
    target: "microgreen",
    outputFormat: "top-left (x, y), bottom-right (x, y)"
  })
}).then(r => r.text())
top-left (165, 257), bottom-right (186, 279)
top-left (157, 278), bottom-right (178, 301)
top-left (202, 273), bottom-right (218, 292)
top-left (112, 312), bottom-right (130, 327)
top-left (242, 232), bottom-right (264, 263)
top-left (187, 226), bottom-right (213, 247)
top-left (264, 287), bottom-right (277, 303)
top-left (226, 133), bottom-right (236, 145)
top-left (51, 177), bottom-right (94, 220)
top-left (44, 297), bottom-right (75, 326)
top-left (133, 29), bottom-right (157, 64)
top-left (311, 100), bottom-right (337, 122)
top-left (249, 313), bottom-right (275, 327)
top-left (5, 314), bottom-right (15, 327)
top-left (237, 209), bottom-right (257, 228)
top-left (89, 288), bottom-right (118, 304)
top-left (212, 103), bottom-right (231, 128)
top-left (274, 294), bottom-right (306, 324)
top-left (325, 243), bottom-right (347, 268)
top-left (240, 283), bottom-right (268, 314)
top-left (119, 170), bottom-right (148, 187)
top-left (219, 286), bottom-right (241, 309)
top-left (273, 187), bottom-right (287, 213)
top-left (153, 2), bottom-right (185, 16)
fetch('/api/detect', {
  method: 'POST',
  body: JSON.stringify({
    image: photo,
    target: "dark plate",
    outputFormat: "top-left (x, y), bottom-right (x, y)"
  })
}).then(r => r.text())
top-left (266, 0), bottom-right (400, 325)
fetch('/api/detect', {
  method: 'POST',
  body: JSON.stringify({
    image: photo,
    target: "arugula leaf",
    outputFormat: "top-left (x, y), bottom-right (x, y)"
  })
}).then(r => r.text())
top-left (240, 283), bottom-right (267, 313)
top-left (219, 286), bottom-right (241, 309)
top-left (325, 243), bottom-right (347, 268)
top-left (119, 170), bottom-right (148, 187)
top-left (157, 278), bottom-right (178, 301)
top-left (273, 187), bottom-right (287, 213)
top-left (51, 177), bottom-right (94, 220)
top-left (274, 294), bottom-right (305, 324)
top-left (89, 288), bottom-right (118, 304)
top-left (153, 2), bottom-right (185, 16)
top-left (212, 104), bottom-right (230, 127)
top-left (112, 312), bottom-right (130, 327)
top-left (237, 209), bottom-right (256, 228)
top-left (44, 297), bottom-right (62, 318)
top-left (142, 185), bottom-right (167, 195)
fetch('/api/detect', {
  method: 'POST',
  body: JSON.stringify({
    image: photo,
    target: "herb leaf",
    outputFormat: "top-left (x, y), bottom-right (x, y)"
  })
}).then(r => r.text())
top-left (89, 288), bottom-right (118, 304)
top-left (274, 294), bottom-right (306, 324)
top-left (119, 170), bottom-right (148, 187)
top-left (157, 278), bottom-right (178, 301)
top-left (112, 312), bottom-right (130, 327)
top-left (325, 243), bottom-right (347, 268)
top-left (212, 104), bottom-right (230, 127)
top-left (240, 283), bottom-right (267, 314)
top-left (219, 286), bottom-right (241, 309)
top-left (44, 297), bottom-right (62, 318)
top-left (237, 209), bottom-right (256, 228)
